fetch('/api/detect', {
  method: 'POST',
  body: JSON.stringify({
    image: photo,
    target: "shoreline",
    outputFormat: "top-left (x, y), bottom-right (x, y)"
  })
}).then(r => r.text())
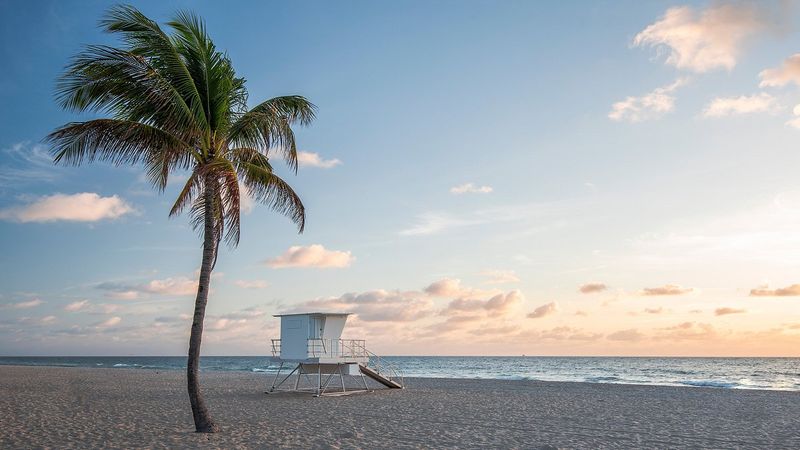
top-left (0, 360), bottom-right (797, 393)
top-left (2, 365), bottom-right (799, 448)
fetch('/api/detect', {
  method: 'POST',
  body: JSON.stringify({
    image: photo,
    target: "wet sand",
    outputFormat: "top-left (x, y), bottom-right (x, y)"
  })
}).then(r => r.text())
top-left (1, 365), bottom-right (799, 449)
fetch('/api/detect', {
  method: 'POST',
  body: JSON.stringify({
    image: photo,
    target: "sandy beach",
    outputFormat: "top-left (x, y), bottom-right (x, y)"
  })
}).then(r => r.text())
top-left (0, 365), bottom-right (798, 449)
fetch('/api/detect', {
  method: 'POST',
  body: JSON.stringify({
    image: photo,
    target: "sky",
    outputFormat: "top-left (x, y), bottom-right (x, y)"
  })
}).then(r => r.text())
top-left (1, 0), bottom-right (800, 357)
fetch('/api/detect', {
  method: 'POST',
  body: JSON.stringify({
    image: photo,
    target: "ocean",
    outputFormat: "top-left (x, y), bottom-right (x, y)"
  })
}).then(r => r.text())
top-left (1, 356), bottom-right (798, 391)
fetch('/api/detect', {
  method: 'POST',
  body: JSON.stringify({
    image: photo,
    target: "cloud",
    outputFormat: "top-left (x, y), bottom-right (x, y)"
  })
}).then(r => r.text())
top-left (715, 307), bottom-right (746, 316)
top-left (443, 290), bottom-right (523, 317)
top-left (272, 150), bottom-right (341, 169)
top-left (579, 283), bottom-right (607, 294)
top-left (640, 284), bottom-right (693, 296)
top-left (2, 298), bottom-right (44, 309)
top-left (266, 244), bottom-right (353, 269)
top-left (480, 270), bottom-right (520, 285)
top-left (749, 284), bottom-right (800, 297)
top-left (297, 151), bottom-right (341, 169)
top-left (424, 278), bottom-right (463, 297)
top-left (399, 212), bottom-right (476, 236)
top-left (655, 322), bottom-right (716, 340)
top-left (608, 78), bottom-right (688, 122)
top-left (0, 193), bottom-right (134, 223)
top-left (644, 307), bottom-right (664, 314)
top-left (64, 300), bottom-right (90, 312)
top-left (786, 104), bottom-right (800, 129)
top-left (95, 316), bottom-right (122, 328)
top-left (607, 328), bottom-right (645, 342)
top-left (300, 289), bottom-right (433, 322)
top-left (760, 54), bottom-right (800, 87)
top-left (423, 278), bottom-right (495, 299)
top-left (527, 301), bottom-right (557, 319)
top-left (234, 280), bottom-right (269, 289)
top-left (450, 183), bottom-right (493, 195)
top-left (239, 183), bottom-right (254, 214)
top-left (0, 141), bottom-right (63, 187)
top-left (633, 4), bottom-right (770, 73)
top-left (96, 276), bottom-right (198, 299)
top-left (702, 93), bottom-right (780, 117)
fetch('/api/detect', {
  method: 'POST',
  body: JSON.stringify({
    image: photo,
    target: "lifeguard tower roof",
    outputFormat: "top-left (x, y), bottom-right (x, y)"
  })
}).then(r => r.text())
top-left (273, 312), bottom-right (351, 317)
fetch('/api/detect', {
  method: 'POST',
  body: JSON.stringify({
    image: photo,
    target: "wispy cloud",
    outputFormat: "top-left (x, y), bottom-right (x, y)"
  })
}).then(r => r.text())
top-left (607, 328), bottom-right (645, 342)
top-left (266, 244), bottom-right (353, 269)
top-left (450, 183), bottom-right (493, 195)
top-left (480, 270), bottom-right (520, 285)
top-left (2, 298), bottom-right (44, 309)
top-left (633, 4), bottom-right (772, 73)
top-left (96, 276), bottom-right (198, 299)
top-left (608, 78), bottom-right (688, 122)
top-left (0, 141), bottom-right (62, 187)
top-left (234, 279), bottom-right (269, 289)
top-left (579, 283), bottom-right (607, 294)
top-left (640, 285), bottom-right (693, 296)
top-left (715, 307), bottom-right (746, 316)
top-left (702, 93), bottom-right (780, 117)
top-left (0, 193), bottom-right (134, 223)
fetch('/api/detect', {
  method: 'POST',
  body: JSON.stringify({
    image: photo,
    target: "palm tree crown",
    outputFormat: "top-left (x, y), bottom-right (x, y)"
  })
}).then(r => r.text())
top-left (48, 5), bottom-right (314, 246)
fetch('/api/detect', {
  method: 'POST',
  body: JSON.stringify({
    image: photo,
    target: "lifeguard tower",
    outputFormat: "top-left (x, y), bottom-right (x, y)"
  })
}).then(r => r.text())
top-left (267, 312), bottom-right (404, 396)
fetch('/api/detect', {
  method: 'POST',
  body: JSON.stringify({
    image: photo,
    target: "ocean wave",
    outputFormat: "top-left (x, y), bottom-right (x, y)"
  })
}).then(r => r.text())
top-left (679, 380), bottom-right (739, 389)
top-left (585, 376), bottom-right (621, 383)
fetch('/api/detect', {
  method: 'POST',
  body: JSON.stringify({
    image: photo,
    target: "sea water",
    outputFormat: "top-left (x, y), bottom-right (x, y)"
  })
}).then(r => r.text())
top-left (0, 356), bottom-right (798, 391)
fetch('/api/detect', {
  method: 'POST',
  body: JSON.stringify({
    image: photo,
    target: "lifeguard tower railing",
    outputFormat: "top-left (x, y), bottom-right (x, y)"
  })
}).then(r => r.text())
top-left (270, 338), bottom-right (404, 387)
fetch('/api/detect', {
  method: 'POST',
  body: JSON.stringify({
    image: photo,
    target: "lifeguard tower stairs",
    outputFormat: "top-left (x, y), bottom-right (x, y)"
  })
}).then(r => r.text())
top-left (267, 312), bottom-right (404, 396)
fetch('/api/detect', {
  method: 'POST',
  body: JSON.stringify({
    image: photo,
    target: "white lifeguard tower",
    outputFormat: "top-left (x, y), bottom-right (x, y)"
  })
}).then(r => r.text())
top-left (267, 312), bottom-right (404, 396)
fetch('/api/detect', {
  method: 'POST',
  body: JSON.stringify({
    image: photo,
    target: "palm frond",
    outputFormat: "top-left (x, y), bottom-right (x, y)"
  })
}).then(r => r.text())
top-left (228, 96), bottom-right (316, 173)
top-left (100, 5), bottom-right (209, 133)
top-left (235, 156), bottom-right (305, 232)
top-left (46, 119), bottom-right (192, 170)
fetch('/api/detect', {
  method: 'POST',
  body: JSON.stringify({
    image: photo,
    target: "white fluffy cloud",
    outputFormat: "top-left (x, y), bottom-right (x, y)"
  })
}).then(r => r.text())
top-left (608, 78), bottom-right (688, 122)
top-left (633, 4), bottom-right (769, 73)
top-left (450, 183), bottom-right (493, 195)
top-left (271, 150), bottom-right (341, 169)
top-left (0, 193), bottom-right (134, 223)
top-left (266, 244), bottom-right (353, 269)
top-left (760, 54), bottom-right (800, 88)
top-left (297, 151), bottom-right (341, 169)
top-left (702, 93), bottom-right (780, 117)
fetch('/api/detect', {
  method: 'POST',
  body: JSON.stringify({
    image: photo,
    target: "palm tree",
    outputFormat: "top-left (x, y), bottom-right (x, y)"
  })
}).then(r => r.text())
top-left (47, 5), bottom-right (314, 432)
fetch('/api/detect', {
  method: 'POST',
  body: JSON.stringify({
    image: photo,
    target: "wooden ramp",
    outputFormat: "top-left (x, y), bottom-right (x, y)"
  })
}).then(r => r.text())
top-left (359, 363), bottom-right (403, 389)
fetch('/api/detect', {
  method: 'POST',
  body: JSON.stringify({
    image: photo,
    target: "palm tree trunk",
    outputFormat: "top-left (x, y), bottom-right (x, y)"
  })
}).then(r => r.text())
top-left (187, 183), bottom-right (220, 433)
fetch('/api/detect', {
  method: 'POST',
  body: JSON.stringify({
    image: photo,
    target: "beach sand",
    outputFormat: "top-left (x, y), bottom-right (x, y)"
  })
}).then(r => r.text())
top-left (1, 365), bottom-right (798, 449)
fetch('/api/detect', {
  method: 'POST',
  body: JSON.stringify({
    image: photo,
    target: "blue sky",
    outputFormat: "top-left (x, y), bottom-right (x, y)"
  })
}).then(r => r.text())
top-left (2, 0), bottom-right (800, 356)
